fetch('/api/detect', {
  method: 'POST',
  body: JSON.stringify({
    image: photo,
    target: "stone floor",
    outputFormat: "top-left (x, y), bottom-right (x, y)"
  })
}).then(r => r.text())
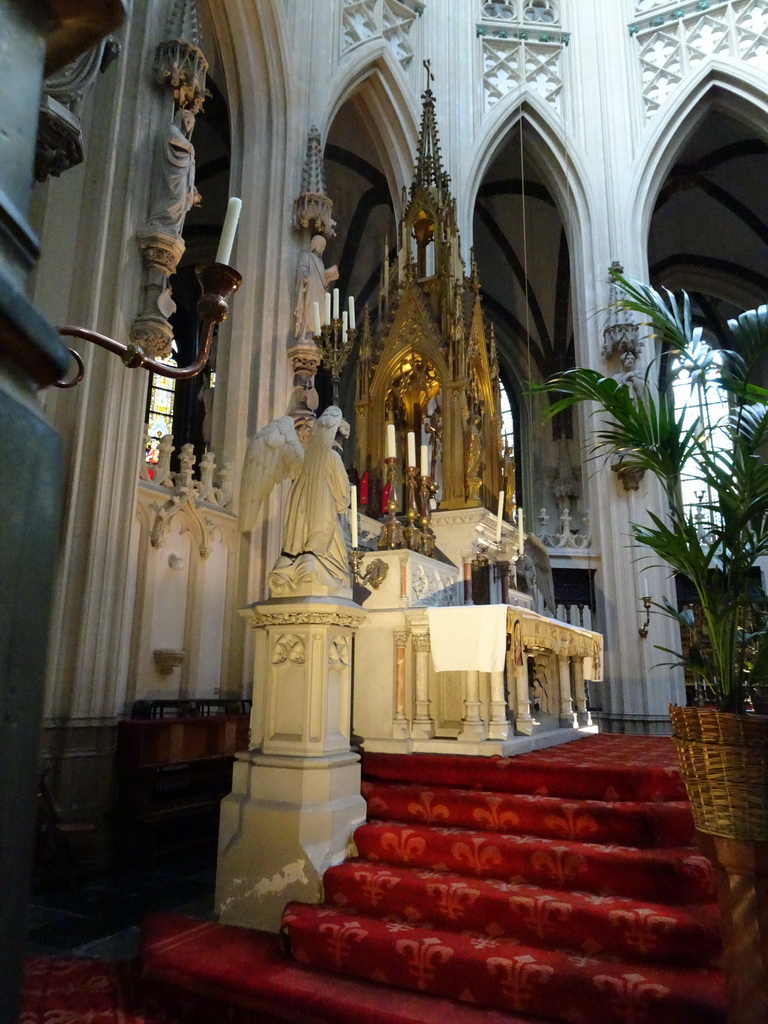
top-left (26, 844), bottom-right (217, 960)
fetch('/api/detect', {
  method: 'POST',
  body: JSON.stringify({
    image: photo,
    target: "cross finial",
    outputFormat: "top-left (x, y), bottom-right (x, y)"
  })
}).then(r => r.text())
top-left (423, 58), bottom-right (434, 89)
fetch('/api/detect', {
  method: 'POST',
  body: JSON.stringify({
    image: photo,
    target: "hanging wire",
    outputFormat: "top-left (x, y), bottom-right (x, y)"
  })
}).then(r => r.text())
top-left (518, 104), bottom-right (532, 384)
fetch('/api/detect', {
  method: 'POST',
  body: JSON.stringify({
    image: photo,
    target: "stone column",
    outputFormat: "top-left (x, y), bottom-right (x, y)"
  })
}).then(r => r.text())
top-left (487, 670), bottom-right (509, 740)
top-left (459, 670), bottom-right (486, 742)
top-left (558, 651), bottom-right (577, 728)
top-left (217, 599), bottom-right (367, 932)
top-left (410, 631), bottom-right (434, 739)
top-left (572, 657), bottom-right (591, 727)
top-left (512, 652), bottom-right (535, 736)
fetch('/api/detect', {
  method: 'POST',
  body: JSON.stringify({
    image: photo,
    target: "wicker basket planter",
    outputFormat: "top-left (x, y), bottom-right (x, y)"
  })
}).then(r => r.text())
top-left (669, 705), bottom-right (768, 842)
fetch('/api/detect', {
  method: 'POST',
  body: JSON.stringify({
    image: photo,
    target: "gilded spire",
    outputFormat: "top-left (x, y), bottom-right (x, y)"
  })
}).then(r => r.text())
top-left (407, 60), bottom-right (452, 211)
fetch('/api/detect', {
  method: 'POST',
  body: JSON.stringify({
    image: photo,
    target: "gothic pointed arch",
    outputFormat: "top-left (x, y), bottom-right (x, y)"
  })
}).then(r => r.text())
top-left (630, 59), bottom-right (768, 262)
top-left (325, 48), bottom-right (419, 203)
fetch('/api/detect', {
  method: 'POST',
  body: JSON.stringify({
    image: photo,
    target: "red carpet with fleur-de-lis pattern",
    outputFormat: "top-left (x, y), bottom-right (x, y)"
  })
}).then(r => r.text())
top-left (137, 735), bottom-right (726, 1024)
top-left (280, 736), bottom-right (726, 1024)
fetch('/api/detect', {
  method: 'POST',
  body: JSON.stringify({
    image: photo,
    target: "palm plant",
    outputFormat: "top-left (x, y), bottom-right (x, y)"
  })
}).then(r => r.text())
top-left (531, 269), bottom-right (768, 715)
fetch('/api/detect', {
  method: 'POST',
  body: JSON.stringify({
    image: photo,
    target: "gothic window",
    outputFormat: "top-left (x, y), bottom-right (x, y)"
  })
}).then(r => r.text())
top-left (499, 379), bottom-right (516, 447)
top-left (670, 339), bottom-right (729, 524)
top-left (523, 1), bottom-right (557, 24)
top-left (482, 1), bottom-right (516, 21)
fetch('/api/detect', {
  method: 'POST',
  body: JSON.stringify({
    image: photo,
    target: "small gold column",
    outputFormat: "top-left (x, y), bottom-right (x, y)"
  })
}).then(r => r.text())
top-left (393, 630), bottom-right (409, 739)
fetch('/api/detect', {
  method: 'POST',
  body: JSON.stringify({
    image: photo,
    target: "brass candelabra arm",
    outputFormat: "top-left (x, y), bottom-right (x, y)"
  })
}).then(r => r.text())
top-left (57, 262), bottom-right (242, 386)
top-left (639, 594), bottom-right (652, 638)
top-left (314, 321), bottom-right (357, 406)
top-left (349, 548), bottom-right (389, 590)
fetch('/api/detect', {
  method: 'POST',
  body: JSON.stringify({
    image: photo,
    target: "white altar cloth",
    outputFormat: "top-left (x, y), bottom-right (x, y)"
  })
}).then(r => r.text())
top-left (427, 605), bottom-right (508, 674)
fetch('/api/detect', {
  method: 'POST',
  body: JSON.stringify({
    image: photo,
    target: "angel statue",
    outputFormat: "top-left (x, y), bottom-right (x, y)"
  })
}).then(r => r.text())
top-left (240, 406), bottom-right (352, 598)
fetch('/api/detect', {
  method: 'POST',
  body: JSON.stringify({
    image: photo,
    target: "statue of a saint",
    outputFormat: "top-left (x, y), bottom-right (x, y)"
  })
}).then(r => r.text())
top-left (146, 108), bottom-right (201, 240)
top-left (465, 413), bottom-right (482, 480)
top-left (293, 235), bottom-right (339, 340)
top-left (613, 346), bottom-right (644, 397)
top-left (423, 405), bottom-right (443, 480)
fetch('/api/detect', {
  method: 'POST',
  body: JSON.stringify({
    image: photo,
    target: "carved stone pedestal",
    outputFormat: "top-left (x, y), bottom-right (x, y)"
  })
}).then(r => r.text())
top-left (216, 598), bottom-right (367, 932)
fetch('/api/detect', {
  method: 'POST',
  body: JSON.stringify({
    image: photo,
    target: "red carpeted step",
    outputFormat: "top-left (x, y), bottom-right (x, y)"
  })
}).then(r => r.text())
top-left (362, 738), bottom-right (688, 803)
top-left (282, 902), bottom-right (726, 1024)
top-left (354, 820), bottom-right (716, 904)
top-left (362, 780), bottom-right (696, 848)
top-left (140, 911), bottom-right (564, 1024)
top-left (322, 860), bottom-right (721, 967)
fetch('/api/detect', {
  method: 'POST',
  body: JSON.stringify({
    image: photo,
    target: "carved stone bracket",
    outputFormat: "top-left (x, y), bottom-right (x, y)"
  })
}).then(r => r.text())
top-left (138, 231), bottom-right (186, 276)
top-left (612, 459), bottom-right (645, 491)
top-left (129, 316), bottom-right (175, 360)
top-left (153, 648), bottom-right (185, 674)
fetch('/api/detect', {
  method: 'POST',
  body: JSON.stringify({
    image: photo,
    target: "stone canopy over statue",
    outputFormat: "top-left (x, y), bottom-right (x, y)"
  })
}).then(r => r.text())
top-left (240, 406), bottom-right (352, 599)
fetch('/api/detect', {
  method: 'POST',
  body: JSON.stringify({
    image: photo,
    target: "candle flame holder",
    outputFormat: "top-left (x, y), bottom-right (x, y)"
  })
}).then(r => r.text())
top-left (639, 594), bottom-right (652, 638)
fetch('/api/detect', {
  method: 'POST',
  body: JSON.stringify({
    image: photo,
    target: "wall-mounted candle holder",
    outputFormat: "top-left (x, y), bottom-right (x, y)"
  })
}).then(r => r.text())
top-left (639, 594), bottom-right (652, 638)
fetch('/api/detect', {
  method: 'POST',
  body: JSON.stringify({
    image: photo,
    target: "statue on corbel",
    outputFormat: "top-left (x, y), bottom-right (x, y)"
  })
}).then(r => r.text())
top-left (602, 261), bottom-right (647, 488)
top-left (35, 35), bottom-right (121, 182)
top-left (130, 2), bottom-right (209, 360)
top-left (287, 128), bottom-right (339, 430)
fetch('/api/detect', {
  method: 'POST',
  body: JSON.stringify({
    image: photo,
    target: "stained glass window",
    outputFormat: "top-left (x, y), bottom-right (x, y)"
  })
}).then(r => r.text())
top-left (146, 354), bottom-right (178, 464)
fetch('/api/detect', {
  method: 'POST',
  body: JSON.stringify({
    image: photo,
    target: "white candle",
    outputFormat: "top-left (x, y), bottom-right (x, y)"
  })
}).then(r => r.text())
top-left (312, 301), bottom-right (322, 337)
top-left (324, 291), bottom-right (331, 326)
top-left (420, 444), bottom-right (429, 477)
top-left (350, 484), bottom-right (358, 548)
top-left (342, 311), bottom-right (348, 334)
top-left (348, 295), bottom-right (356, 330)
top-left (643, 575), bottom-right (649, 598)
top-left (386, 423), bottom-right (396, 459)
top-left (407, 431), bottom-right (416, 468)
top-left (517, 507), bottom-right (524, 557)
top-left (332, 288), bottom-right (340, 320)
top-left (215, 197), bottom-right (242, 265)
top-left (496, 490), bottom-right (504, 544)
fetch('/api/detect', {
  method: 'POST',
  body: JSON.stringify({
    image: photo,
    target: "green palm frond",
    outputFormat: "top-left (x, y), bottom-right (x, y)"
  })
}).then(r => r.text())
top-left (529, 270), bottom-right (768, 714)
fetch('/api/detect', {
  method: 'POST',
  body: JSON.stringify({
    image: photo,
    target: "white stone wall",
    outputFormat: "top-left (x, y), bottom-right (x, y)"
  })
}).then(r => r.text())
top-left (28, 0), bottom-right (768, 814)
